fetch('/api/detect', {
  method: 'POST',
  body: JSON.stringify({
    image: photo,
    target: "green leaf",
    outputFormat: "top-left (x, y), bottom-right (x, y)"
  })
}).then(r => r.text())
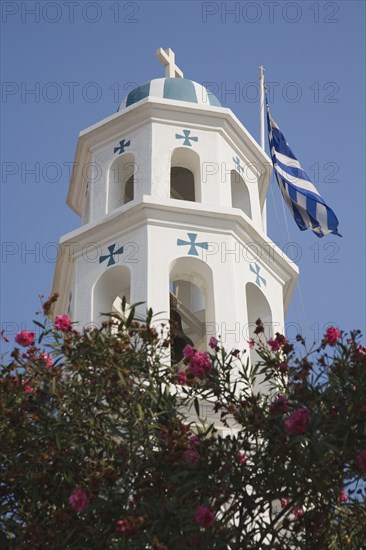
top-left (33, 320), bottom-right (45, 329)
top-left (194, 397), bottom-right (200, 417)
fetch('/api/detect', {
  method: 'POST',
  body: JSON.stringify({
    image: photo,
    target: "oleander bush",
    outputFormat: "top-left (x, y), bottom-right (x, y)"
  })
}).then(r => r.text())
top-left (1, 294), bottom-right (365, 549)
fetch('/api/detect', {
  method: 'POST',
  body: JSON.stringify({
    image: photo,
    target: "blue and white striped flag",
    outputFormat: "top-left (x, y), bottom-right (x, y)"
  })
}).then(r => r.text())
top-left (266, 96), bottom-right (341, 238)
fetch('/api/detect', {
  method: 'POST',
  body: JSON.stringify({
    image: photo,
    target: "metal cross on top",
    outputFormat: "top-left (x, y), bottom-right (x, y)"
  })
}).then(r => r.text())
top-left (156, 47), bottom-right (184, 78)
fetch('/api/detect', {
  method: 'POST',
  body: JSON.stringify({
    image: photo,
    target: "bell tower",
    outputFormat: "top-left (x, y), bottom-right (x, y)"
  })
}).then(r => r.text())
top-left (52, 49), bottom-right (298, 353)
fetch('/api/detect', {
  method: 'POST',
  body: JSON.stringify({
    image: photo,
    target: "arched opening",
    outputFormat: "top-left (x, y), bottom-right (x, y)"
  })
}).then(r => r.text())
top-left (125, 175), bottom-right (134, 203)
top-left (169, 257), bottom-right (214, 360)
top-left (92, 265), bottom-right (131, 325)
top-left (108, 153), bottom-right (135, 212)
top-left (231, 170), bottom-right (251, 218)
top-left (170, 147), bottom-right (201, 203)
top-left (245, 283), bottom-right (272, 389)
top-left (170, 167), bottom-right (195, 201)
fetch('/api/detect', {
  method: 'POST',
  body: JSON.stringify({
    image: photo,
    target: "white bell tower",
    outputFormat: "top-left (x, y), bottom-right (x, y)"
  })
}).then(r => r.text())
top-left (52, 48), bottom-right (298, 353)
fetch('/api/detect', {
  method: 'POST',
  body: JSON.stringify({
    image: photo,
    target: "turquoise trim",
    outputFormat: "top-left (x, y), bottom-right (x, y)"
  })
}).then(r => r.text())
top-left (250, 263), bottom-right (266, 287)
top-left (120, 78), bottom-right (222, 110)
top-left (164, 78), bottom-right (197, 103)
top-left (99, 244), bottom-right (124, 267)
top-left (175, 129), bottom-right (198, 147)
top-left (114, 139), bottom-right (131, 155)
top-left (177, 233), bottom-right (209, 256)
top-left (126, 81), bottom-right (150, 107)
top-left (208, 91), bottom-right (221, 107)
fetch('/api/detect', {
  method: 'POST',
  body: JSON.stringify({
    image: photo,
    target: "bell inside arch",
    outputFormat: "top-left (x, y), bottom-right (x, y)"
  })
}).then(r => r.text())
top-left (169, 307), bottom-right (194, 364)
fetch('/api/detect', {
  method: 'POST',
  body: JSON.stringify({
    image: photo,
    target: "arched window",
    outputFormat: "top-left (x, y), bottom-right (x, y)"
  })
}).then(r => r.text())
top-left (170, 257), bottom-right (214, 354)
top-left (231, 170), bottom-right (251, 218)
top-left (245, 283), bottom-right (272, 391)
top-left (108, 153), bottom-right (135, 212)
top-left (92, 265), bottom-right (131, 325)
top-left (170, 147), bottom-right (201, 203)
top-left (170, 167), bottom-right (195, 201)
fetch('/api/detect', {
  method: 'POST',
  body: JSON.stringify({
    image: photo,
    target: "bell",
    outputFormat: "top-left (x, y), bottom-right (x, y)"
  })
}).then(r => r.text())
top-left (170, 308), bottom-right (194, 364)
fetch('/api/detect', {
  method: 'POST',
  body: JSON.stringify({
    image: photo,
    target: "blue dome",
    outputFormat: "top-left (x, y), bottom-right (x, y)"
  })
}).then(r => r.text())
top-left (119, 78), bottom-right (221, 111)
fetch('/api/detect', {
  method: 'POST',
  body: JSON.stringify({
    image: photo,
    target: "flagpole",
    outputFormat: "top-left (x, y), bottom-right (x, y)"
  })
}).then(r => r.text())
top-left (259, 65), bottom-right (265, 150)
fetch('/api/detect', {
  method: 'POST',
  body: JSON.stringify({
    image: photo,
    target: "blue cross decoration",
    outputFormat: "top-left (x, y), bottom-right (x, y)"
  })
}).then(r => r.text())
top-left (233, 156), bottom-right (244, 174)
top-left (99, 243), bottom-right (124, 267)
top-left (177, 233), bottom-right (208, 256)
top-left (175, 129), bottom-right (198, 147)
top-left (114, 139), bottom-right (131, 155)
top-left (250, 263), bottom-right (266, 287)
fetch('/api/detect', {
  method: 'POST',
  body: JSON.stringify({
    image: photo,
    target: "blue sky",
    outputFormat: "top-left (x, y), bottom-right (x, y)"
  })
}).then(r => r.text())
top-left (1, 0), bottom-right (365, 352)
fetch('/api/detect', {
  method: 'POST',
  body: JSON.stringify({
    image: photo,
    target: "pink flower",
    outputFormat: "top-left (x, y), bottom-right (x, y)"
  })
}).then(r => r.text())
top-left (115, 519), bottom-right (132, 533)
top-left (268, 337), bottom-right (281, 352)
top-left (237, 452), bottom-right (247, 465)
top-left (269, 395), bottom-right (290, 414)
top-left (13, 379), bottom-right (33, 394)
top-left (355, 449), bottom-right (366, 472)
top-left (183, 449), bottom-right (200, 466)
top-left (279, 361), bottom-right (288, 373)
top-left (209, 336), bottom-right (218, 349)
top-left (68, 488), bottom-right (89, 512)
top-left (247, 339), bottom-right (255, 349)
top-left (194, 505), bottom-right (216, 528)
top-left (188, 352), bottom-right (212, 379)
top-left (357, 345), bottom-right (366, 356)
top-left (40, 352), bottom-right (53, 367)
top-left (183, 344), bottom-right (195, 359)
top-left (15, 330), bottom-right (35, 347)
top-left (324, 326), bottom-right (341, 345)
top-left (284, 408), bottom-right (309, 435)
top-left (189, 435), bottom-right (199, 448)
top-left (339, 489), bottom-right (348, 502)
top-left (54, 315), bottom-right (72, 331)
top-left (280, 497), bottom-right (290, 508)
top-left (292, 506), bottom-right (304, 519)
top-left (177, 370), bottom-right (187, 385)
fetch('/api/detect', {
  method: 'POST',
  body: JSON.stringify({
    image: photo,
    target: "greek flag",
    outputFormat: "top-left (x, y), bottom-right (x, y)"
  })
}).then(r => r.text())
top-left (266, 96), bottom-right (341, 238)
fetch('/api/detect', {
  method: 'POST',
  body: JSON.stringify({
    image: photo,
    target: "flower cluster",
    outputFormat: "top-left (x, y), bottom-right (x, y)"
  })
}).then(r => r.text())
top-left (40, 352), bottom-right (53, 368)
top-left (11, 377), bottom-right (33, 394)
top-left (182, 448), bottom-right (200, 466)
top-left (208, 336), bottom-right (219, 349)
top-left (355, 449), bottom-right (366, 472)
top-left (194, 505), bottom-right (216, 528)
top-left (339, 489), bottom-right (348, 502)
top-left (177, 345), bottom-right (213, 383)
top-left (269, 395), bottom-right (290, 415)
top-left (68, 488), bottom-right (89, 512)
top-left (267, 333), bottom-right (291, 353)
top-left (54, 315), bottom-right (72, 331)
top-left (115, 519), bottom-right (132, 534)
top-left (15, 330), bottom-right (35, 347)
top-left (2, 302), bottom-right (366, 548)
top-left (182, 434), bottom-right (200, 466)
top-left (324, 326), bottom-right (341, 345)
top-left (292, 506), bottom-right (304, 519)
top-left (284, 408), bottom-right (310, 435)
top-left (237, 451), bottom-right (247, 465)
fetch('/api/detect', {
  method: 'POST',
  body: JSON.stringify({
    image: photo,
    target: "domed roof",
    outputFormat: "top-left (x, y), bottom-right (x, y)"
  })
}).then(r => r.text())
top-left (119, 78), bottom-right (221, 111)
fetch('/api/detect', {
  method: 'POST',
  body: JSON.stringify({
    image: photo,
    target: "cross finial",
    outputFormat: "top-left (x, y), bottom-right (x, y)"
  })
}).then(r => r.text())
top-left (156, 47), bottom-right (184, 78)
